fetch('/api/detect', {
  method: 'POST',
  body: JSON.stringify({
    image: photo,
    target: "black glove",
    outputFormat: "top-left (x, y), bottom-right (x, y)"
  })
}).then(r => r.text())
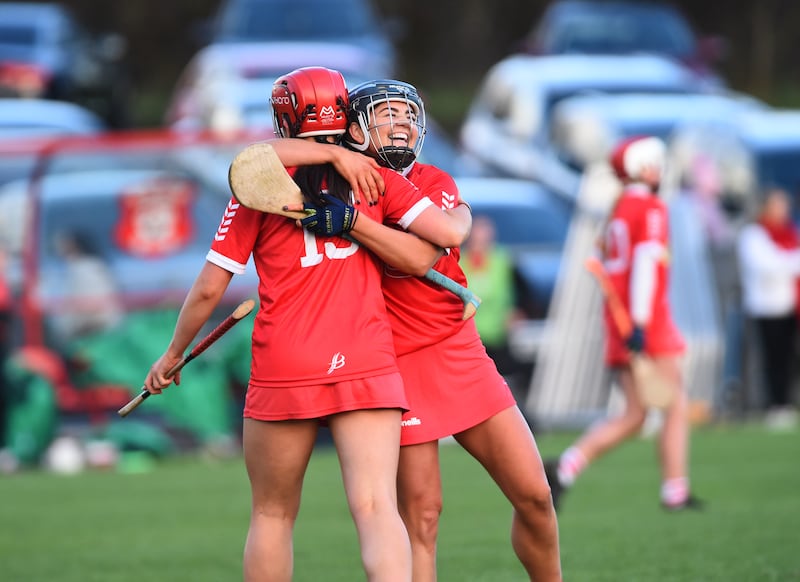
top-left (626, 326), bottom-right (646, 353)
top-left (300, 194), bottom-right (359, 236)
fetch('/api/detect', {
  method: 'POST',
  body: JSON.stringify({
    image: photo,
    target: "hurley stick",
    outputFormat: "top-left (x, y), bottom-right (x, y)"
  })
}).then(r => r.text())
top-left (118, 299), bottom-right (256, 417)
top-left (584, 257), bottom-right (674, 409)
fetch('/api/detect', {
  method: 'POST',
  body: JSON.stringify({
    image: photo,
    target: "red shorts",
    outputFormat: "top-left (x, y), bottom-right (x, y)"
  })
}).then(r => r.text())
top-left (397, 321), bottom-right (516, 446)
top-left (604, 311), bottom-right (686, 366)
top-left (244, 372), bottom-right (408, 421)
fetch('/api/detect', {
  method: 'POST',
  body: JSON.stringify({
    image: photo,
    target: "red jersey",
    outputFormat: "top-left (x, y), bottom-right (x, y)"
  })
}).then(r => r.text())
top-left (207, 167), bottom-right (433, 388)
top-left (601, 185), bottom-right (685, 363)
top-left (381, 162), bottom-right (469, 356)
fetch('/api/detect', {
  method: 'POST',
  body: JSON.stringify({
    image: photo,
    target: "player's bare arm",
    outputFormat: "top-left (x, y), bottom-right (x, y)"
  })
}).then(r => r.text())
top-left (407, 200), bottom-right (472, 249)
top-left (265, 137), bottom-right (384, 205)
top-left (349, 216), bottom-right (444, 276)
top-left (143, 261), bottom-right (233, 394)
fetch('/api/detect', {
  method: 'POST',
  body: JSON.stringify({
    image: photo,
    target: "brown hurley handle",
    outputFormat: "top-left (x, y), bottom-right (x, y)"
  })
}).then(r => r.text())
top-left (584, 257), bottom-right (632, 338)
top-left (117, 299), bottom-right (256, 417)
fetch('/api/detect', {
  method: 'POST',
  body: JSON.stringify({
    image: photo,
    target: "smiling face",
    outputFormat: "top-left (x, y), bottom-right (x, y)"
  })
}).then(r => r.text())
top-left (347, 85), bottom-right (427, 170)
top-left (364, 99), bottom-right (421, 154)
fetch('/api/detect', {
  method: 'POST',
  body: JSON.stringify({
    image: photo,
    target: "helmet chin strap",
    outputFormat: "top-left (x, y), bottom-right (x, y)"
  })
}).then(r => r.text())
top-left (377, 146), bottom-right (416, 170)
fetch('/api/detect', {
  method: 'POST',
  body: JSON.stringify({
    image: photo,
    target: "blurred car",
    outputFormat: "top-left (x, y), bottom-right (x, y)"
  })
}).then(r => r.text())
top-left (669, 108), bottom-right (800, 226)
top-left (521, 0), bottom-right (726, 84)
top-left (164, 46), bottom-right (484, 178)
top-left (459, 53), bottom-right (718, 198)
top-left (0, 98), bottom-right (106, 197)
top-left (456, 176), bottom-right (575, 362)
top-left (201, 0), bottom-right (401, 78)
top-left (165, 42), bottom-right (375, 134)
top-left (549, 91), bottom-right (767, 174)
top-left (0, 97), bottom-right (105, 140)
top-left (0, 2), bottom-right (130, 127)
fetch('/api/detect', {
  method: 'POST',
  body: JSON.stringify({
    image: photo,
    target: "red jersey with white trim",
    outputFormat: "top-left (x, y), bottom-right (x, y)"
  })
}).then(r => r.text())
top-left (382, 162), bottom-right (469, 356)
top-left (601, 185), bottom-right (685, 362)
top-left (207, 167), bottom-right (432, 387)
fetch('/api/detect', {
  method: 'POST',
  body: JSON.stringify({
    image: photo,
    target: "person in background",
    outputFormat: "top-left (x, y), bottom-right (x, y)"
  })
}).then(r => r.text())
top-left (737, 187), bottom-right (800, 430)
top-left (460, 214), bottom-right (527, 395)
top-left (52, 230), bottom-right (123, 340)
top-left (545, 135), bottom-right (702, 512)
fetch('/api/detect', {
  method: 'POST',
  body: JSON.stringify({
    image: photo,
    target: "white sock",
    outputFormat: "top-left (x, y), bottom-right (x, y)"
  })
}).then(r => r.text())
top-left (661, 477), bottom-right (689, 506)
top-left (557, 447), bottom-right (588, 487)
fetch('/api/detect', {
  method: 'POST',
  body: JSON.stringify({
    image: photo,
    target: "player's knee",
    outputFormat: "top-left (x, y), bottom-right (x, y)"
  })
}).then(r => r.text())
top-left (513, 481), bottom-right (555, 520)
top-left (401, 497), bottom-right (442, 543)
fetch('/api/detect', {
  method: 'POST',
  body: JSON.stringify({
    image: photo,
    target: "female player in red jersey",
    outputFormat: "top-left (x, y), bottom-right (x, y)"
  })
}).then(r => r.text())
top-left (343, 80), bottom-right (563, 582)
top-left (143, 67), bottom-right (470, 582)
top-left (544, 136), bottom-right (702, 513)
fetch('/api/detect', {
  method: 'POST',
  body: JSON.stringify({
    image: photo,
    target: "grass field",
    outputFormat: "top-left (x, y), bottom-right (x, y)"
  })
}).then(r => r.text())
top-left (1, 422), bottom-right (798, 581)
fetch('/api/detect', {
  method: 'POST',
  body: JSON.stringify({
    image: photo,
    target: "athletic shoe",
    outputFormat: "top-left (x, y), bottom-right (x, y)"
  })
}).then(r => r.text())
top-left (543, 458), bottom-right (566, 511)
top-left (662, 494), bottom-right (705, 512)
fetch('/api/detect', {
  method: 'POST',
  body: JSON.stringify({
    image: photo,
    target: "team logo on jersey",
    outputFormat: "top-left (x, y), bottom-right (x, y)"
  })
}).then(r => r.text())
top-left (215, 200), bottom-right (239, 241)
top-left (441, 190), bottom-right (457, 209)
top-left (326, 352), bottom-right (346, 374)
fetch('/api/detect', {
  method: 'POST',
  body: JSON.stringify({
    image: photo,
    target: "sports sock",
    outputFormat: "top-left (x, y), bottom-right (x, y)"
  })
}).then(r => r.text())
top-left (661, 477), bottom-right (689, 507)
top-left (557, 446), bottom-right (588, 487)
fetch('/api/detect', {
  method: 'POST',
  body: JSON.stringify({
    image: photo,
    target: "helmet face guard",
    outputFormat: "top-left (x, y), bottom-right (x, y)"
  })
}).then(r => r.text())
top-left (346, 80), bottom-right (426, 170)
top-left (270, 67), bottom-right (348, 141)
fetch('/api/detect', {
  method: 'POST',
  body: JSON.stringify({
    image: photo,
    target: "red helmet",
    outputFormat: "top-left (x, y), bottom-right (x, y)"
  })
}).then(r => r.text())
top-left (609, 135), bottom-right (666, 181)
top-left (270, 67), bottom-right (348, 139)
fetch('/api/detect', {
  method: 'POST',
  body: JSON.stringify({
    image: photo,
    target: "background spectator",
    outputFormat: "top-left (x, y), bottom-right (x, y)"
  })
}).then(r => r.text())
top-left (737, 188), bottom-right (800, 430)
top-left (51, 230), bottom-right (124, 341)
top-left (460, 214), bottom-right (527, 392)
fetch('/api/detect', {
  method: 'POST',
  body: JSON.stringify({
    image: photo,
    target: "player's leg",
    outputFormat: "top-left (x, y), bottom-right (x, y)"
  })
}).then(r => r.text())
top-left (455, 406), bottom-right (562, 582)
top-left (242, 417), bottom-right (318, 582)
top-left (552, 366), bottom-right (647, 489)
top-left (396, 440), bottom-right (442, 582)
top-left (653, 354), bottom-right (695, 508)
top-left (329, 408), bottom-right (412, 582)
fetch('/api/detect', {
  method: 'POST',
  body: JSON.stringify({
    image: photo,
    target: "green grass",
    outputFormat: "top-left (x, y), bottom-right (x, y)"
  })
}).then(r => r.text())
top-left (1, 423), bottom-right (798, 581)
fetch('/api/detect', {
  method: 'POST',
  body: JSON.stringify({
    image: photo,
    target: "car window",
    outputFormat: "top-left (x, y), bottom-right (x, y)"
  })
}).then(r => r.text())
top-left (216, 0), bottom-right (377, 41)
top-left (471, 202), bottom-right (571, 247)
top-left (540, 5), bottom-right (695, 58)
top-left (0, 24), bottom-right (37, 46)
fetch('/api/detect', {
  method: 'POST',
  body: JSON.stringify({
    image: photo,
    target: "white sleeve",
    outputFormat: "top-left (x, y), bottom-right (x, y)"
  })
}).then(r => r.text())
top-left (738, 225), bottom-right (800, 277)
top-left (630, 240), bottom-right (663, 327)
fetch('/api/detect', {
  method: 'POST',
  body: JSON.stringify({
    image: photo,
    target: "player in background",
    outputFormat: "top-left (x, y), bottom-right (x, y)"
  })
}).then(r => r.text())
top-left (343, 80), bottom-right (562, 582)
top-left (143, 67), bottom-right (469, 582)
top-left (544, 136), bottom-right (702, 512)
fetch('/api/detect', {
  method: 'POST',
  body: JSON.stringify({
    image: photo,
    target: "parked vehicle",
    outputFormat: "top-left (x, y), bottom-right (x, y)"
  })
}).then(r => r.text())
top-left (0, 98), bottom-right (106, 193)
top-left (521, 0), bottom-right (726, 85)
top-left (669, 108), bottom-right (800, 225)
top-left (459, 53), bottom-right (717, 198)
top-left (200, 0), bottom-right (401, 78)
top-left (164, 42), bottom-right (374, 134)
top-left (549, 91), bottom-right (766, 174)
top-left (0, 2), bottom-right (130, 127)
top-left (0, 97), bottom-right (105, 140)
